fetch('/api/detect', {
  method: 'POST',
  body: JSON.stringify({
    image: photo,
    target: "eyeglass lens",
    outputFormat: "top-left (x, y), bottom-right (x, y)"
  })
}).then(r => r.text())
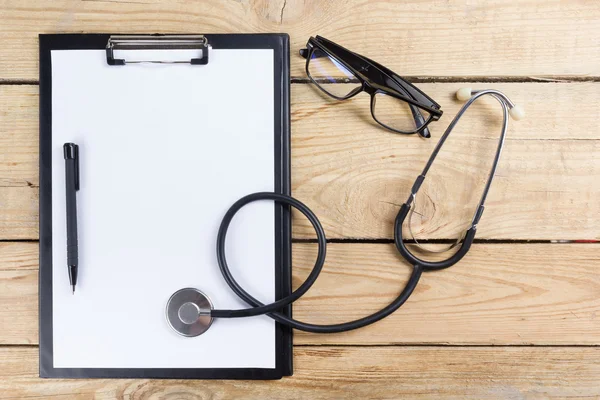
top-left (307, 47), bottom-right (362, 98)
top-left (372, 92), bottom-right (431, 133)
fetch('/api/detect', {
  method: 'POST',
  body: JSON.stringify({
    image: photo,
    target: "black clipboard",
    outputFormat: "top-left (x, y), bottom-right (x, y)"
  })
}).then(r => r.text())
top-left (39, 33), bottom-right (292, 379)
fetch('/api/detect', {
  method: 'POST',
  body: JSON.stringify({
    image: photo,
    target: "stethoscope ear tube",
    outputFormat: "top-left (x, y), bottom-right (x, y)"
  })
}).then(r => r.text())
top-left (396, 88), bottom-right (519, 271)
top-left (394, 203), bottom-right (476, 271)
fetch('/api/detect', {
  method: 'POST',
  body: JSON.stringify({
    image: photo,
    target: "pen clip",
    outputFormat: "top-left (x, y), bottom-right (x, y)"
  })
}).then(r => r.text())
top-left (64, 143), bottom-right (80, 191)
top-left (74, 145), bottom-right (79, 191)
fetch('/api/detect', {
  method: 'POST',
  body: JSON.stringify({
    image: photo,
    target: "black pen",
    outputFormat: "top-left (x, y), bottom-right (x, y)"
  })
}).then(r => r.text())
top-left (64, 143), bottom-right (80, 294)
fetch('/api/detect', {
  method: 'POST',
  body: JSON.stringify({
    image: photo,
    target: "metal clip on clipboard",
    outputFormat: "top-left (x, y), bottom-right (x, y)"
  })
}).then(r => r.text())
top-left (105, 35), bottom-right (210, 66)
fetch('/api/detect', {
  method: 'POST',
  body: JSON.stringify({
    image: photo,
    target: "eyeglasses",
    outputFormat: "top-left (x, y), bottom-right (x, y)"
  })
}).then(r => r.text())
top-left (300, 36), bottom-right (443, 138)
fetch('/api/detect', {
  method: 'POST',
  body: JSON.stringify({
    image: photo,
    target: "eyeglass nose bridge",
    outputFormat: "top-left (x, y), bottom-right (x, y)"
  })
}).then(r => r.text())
top-left (342, 81), bottom-right (367, 100)
top-left (354, 82), bottom-right (380, 104)
top-left (361, 80), bottom-right (377, 95)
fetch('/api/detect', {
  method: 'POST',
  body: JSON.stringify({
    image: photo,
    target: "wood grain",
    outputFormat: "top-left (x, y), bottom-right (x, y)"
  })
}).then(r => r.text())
top-left (292, 243), bottom-right (600, 345)
top-left (0, 187), bottom-right (38, 240)
top-left (2, 347), bottom-right (600, 399)
top-left (0, 85), bottom-right (38, 187)
top-left (3, 242), bottom-right (599, 346)
top-left (1, 0), bottom-right (599, 81)
top-left (0, 269), bottom-right (37, 345)
top-left (0, 241), bottom-right (38, 270)
top-left (291, 82), bottom-right (600, 240)
top-left (1, 83), bottom-right (598, 240)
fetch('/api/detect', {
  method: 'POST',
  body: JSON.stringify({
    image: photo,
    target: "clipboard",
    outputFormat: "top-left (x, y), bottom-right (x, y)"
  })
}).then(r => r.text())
top-left (39, 33), bottom-right (292, 379)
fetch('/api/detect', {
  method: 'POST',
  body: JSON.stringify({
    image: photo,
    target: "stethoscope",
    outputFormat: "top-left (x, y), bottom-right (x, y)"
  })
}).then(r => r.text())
top-left (165, 88), bottom-right (524, 337)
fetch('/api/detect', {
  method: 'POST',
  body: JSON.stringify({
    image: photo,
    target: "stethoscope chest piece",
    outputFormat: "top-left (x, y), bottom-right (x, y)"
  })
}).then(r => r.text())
top-left (166, 288), bottom-right (213, 337)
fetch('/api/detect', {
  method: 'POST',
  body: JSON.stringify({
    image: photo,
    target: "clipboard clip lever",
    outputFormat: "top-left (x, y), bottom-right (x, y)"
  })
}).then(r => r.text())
top-left (106, 35), bottom-right (210, 66)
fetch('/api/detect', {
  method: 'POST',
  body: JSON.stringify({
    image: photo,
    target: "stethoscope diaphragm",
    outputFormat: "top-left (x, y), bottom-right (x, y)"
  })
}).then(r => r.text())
top-left (166, 288), bottom-right (213, 337)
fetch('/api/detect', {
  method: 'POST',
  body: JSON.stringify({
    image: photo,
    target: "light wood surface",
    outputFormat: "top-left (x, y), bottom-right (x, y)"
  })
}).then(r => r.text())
top-left (2, 242), bottom-right (599, 346)
top-left (1, 0), bottom-right (599, 397)
top-left (1, 0), bottom-right (599, 81)
top-left (2, 347), bottom-right (600, 399)
top-left (1, 83), bottom-right (599, 240)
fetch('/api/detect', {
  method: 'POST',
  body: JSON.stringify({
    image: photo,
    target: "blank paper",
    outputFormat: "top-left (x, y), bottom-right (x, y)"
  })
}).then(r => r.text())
top-left (50, 48), bottom-right (276, 368)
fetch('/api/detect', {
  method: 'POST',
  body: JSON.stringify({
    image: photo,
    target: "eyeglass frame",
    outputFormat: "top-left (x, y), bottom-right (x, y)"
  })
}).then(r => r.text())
top-left (300, 36), bottom-right (443, 138)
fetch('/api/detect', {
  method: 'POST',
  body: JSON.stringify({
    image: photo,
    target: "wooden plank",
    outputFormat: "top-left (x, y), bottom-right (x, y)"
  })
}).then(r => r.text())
top-left (0, 187), bottom-right (38, 240)
top-left (292, 243), bottom-right (600, 345)
top-left (3, 242), bottom-right (599, 346)
top-left (292, 82), bottom-right (600, 240)
top-left (2, 83), bottom-right (598, 240)
top-left (1, 346), bottom-right (599, 398)
top-left (0, 242), bottom-right (38, 270)
top-left (0, 269), bottom-right (37, 345)
top-left (0, 86), bottom-right (38, 187)
top-left (1, 0), bottom-right (599, 81)
top-left (291, 82), bottom-right (600, 141)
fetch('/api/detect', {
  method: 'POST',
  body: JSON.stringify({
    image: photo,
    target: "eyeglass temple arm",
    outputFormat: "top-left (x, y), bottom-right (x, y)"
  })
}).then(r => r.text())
top-left (300, 47), bottom-right (432, 138)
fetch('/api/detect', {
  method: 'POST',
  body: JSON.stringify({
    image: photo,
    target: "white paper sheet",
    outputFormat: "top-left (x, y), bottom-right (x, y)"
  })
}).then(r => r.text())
top-left (51, 48), bottom-right (276, 368)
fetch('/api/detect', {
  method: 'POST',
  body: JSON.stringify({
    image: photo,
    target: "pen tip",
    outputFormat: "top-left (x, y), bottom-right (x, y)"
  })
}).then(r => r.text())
top-left (72, 285), bottom-right (75, 295)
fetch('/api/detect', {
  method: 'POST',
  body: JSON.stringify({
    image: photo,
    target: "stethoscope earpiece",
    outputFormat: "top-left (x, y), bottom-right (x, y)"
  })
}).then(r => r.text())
top-left (508, 104), bottom-right (525, 121)
top-left (455, 87), bottom-right (473, 101)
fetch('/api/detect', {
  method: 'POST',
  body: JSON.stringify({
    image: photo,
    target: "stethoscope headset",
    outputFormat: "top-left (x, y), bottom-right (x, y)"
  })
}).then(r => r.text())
top-left (166, 88), bottom-right (524, 337)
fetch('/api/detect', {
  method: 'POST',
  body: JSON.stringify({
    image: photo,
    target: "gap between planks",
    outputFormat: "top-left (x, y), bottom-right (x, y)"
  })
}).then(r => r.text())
top-left (3, 76), bottom-right (600, 86)
top-left (2, 343), bottom-right (600, 348)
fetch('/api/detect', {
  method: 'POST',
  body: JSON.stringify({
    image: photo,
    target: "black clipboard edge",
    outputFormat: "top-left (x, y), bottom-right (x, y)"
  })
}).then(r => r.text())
top-left (277, 33), bottom-right (293, 378)
top-left (38, 33), bottom-right (54, 381)
top-left (38, 33), bottom-right (292, 380)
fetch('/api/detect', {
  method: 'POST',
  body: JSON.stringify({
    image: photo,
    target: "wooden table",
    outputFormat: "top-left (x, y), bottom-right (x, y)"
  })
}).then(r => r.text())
top-left (1, 1), bottom-right (599, 398)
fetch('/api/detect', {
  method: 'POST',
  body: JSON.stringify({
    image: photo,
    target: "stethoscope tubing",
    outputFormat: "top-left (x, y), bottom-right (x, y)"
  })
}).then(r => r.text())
top-left (210, 89), bottom-right (515, 333)
top-left (212, 192), bottom-right (422, 333)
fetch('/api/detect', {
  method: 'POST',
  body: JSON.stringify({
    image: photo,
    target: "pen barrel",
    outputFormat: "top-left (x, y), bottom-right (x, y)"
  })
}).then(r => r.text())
top-left (65, 159), bottom-right (78, 266)
top-left (67, 243), bottom-right (78, 265)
